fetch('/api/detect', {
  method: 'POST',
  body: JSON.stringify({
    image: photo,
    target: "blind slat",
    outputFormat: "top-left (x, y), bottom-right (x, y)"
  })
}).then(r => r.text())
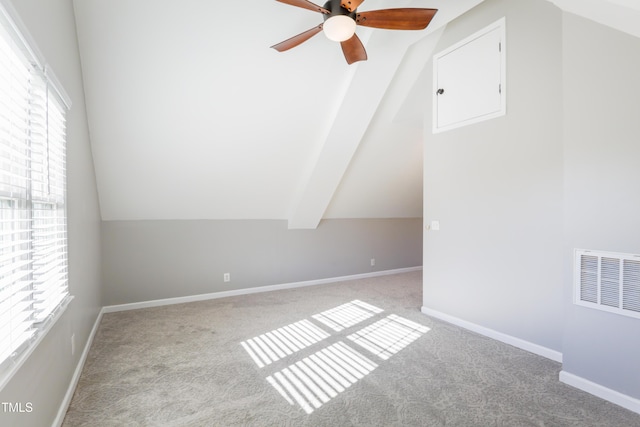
top-left (0, 282), bottom-right (32, 306)
top-left (0, 290), bottom-right (32, 317)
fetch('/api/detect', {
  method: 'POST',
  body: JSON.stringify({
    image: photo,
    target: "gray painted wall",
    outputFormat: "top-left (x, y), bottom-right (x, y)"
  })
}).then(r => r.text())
top-left (422, 0), bottom-right (565, 352)
top-left (0, 0), bottom-right (102, 426)
top-left (561, 13), bottom-right (640, 399)
top-left (422, 0), bottom-right (640, 402)
top-left (102, 219), bottom-right (423, 306)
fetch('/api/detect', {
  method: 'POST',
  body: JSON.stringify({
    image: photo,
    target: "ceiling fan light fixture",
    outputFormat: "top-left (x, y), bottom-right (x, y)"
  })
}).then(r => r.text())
top-left (323, 15), bottom-right (356, 42)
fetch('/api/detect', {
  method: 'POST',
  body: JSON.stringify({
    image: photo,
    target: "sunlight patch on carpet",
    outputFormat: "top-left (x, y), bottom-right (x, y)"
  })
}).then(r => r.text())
top-left (240, 319), bottom-right (330, 368)
top-left (347, 314), bottom-right (430, 360)
top-left (312, 300), bottom-right (383, 332)
top-left (266, 342), bottom-right (378, 414)
top-left (241, 300), bottom-right (432, 414)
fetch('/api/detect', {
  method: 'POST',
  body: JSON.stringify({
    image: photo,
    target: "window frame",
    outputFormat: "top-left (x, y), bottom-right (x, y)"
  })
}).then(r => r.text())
top-left (0, 0), bottom-right (73, 391)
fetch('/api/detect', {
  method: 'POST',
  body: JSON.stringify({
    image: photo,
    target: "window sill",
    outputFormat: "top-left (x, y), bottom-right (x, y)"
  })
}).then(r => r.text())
top-left (0, 295), bottom-right (74, 391)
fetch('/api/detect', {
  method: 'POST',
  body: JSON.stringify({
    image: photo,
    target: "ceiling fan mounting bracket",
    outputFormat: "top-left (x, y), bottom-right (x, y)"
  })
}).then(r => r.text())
top-left (322, 0), bottom-right (357, 21)
top-left (340, 0), bottom-right (362, 12)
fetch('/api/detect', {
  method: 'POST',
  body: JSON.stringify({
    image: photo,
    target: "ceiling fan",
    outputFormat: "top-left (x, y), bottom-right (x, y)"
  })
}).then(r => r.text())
top-left (271, 0), bottom-right (437, 65)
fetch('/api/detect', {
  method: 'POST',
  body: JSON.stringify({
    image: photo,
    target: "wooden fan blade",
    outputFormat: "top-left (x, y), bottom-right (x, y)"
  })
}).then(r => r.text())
top-left (271, 25), bottom-right (324, 52)
top-left (356, 8), bottom-right (437, 30)
top-left (340, 0), bottom-right (365, 13)
top-left (340, 34), bottom-right (367, 65)
top-left (275, 0), bottom-right (329, 14)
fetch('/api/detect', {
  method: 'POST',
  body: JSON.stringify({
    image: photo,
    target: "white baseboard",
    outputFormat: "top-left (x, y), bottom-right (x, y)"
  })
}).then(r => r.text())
top-left (421, 306), bottom-right (563, 363)
top-left (103, 266), bottom-right (422, 313)
top-left (559, 371), bottom-right (640, 415)
top-left (52, 307), bottom-right (105, 427)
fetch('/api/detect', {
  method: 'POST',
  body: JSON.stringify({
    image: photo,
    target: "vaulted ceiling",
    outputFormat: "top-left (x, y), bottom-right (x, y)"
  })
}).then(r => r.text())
top-left (72, 0), bottom-right (482, 227)
top-left (72, 0), bottom-right (640, 228)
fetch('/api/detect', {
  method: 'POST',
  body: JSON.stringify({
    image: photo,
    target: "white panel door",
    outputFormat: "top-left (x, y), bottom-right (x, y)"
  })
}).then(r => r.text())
top-left (433, 18), bottom-right (505, 133)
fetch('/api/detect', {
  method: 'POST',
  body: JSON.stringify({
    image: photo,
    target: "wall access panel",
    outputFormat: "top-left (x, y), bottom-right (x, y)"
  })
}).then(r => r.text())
top-left (433, 18), bottom-right (506, 133)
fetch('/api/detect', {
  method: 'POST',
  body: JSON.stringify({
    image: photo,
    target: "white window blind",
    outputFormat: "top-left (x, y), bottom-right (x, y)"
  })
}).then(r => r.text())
top-left (0, 1), bottom-right (70, 383)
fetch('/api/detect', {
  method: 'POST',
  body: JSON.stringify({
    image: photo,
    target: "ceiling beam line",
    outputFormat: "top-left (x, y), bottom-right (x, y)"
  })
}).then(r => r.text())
top-left (287, 0), bottom-right (485, 229)
top-left (287, 29), bottom-right (428, 229)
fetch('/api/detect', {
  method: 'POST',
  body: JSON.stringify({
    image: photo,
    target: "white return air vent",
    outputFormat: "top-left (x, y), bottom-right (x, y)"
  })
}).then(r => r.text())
top-left (574, 249), bottom-right (640, 319)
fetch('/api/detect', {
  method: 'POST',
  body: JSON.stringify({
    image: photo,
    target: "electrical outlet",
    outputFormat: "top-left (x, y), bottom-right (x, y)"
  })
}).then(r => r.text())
top-left (370, 258), bottom-right (376, 266)
top-left (223, 273), bottom-right (230, 282)
top-left (71, 333), bottom-right (75, 356)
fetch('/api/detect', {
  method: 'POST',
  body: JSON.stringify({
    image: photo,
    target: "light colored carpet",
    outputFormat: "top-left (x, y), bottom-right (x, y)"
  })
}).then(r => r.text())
top-left (63, 271), bottom-right (640, 426)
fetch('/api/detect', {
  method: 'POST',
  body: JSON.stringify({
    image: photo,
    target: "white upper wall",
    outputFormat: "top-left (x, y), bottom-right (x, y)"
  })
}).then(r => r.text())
top-left (72, 0), bottom-right (481, 223)
top-left (74, 0), bottom-right (346, 220)
top-left (72, 0), bottom-right (639, 223)
top-left (548, 0), bottom-right (640, 38)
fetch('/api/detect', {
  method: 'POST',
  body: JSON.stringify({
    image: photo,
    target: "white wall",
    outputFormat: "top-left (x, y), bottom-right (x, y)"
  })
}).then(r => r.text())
top-left (0, 0), bottom-right (102, 426)
top-left (422, 0), bottom-right (640, 405)
top-left (422, 0), bottom-right (565, 352)
top-left (561, 12), bottom-right (640, 399)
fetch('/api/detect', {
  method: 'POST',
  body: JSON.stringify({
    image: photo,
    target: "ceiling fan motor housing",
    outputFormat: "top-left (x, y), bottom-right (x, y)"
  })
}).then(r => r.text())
top-left (322, 0), bottom-right (357, 20)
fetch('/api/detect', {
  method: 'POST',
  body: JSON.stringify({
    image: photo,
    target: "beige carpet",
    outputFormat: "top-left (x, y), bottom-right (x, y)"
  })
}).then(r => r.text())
top-left (63, 271), bottom-right (640, 426)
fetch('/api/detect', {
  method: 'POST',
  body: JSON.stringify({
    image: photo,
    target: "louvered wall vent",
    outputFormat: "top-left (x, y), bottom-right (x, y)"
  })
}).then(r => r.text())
top-left (575, 249), bottom-right (640, 319)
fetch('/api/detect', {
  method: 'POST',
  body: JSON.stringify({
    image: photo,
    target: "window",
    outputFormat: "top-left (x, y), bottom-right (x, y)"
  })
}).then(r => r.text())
top-left (0, 1), bottom-right (71, 388)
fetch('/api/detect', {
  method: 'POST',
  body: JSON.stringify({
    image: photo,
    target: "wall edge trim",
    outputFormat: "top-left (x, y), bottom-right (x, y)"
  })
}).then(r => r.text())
top-left (420, 306), bottom-right (563, 363)
top-left (103, 266), bottom-right (423, 314)
top-left (52, 307), bottom-right (105, 427)
top-left (559, 371), bottom-right (640, 415)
